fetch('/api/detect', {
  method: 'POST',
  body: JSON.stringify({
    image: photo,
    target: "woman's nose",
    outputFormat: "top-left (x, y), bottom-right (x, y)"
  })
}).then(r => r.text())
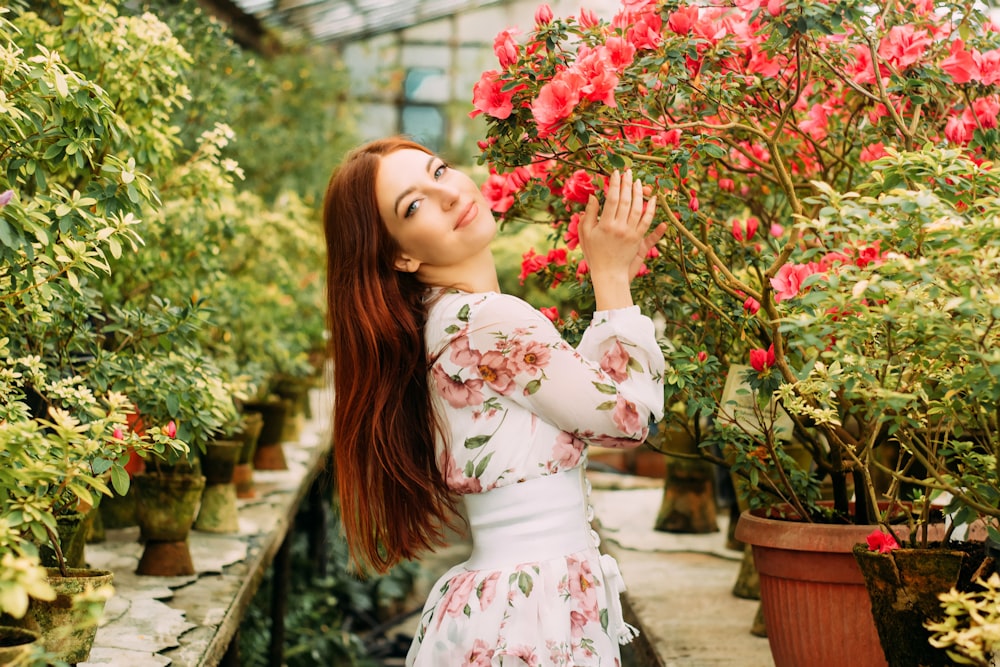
top-left (435, 182), bottom-right (460, 209)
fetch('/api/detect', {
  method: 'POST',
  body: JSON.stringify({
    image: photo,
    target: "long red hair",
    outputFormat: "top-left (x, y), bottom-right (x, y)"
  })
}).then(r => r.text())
top-left (323, 137), bottom-right (457, 573)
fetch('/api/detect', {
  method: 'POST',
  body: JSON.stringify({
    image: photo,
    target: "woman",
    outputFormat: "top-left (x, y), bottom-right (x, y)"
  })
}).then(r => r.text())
top-left (324, 136), bottom-right (666, 666)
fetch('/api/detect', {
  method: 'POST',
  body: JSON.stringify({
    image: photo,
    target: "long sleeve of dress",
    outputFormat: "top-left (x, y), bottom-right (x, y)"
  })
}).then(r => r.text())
top-left (463, 294), bottom-right (665, 445)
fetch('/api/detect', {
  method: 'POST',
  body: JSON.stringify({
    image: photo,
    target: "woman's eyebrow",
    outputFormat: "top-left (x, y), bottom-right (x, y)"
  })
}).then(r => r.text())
top-left (393, 155), bottom-right (437, 218)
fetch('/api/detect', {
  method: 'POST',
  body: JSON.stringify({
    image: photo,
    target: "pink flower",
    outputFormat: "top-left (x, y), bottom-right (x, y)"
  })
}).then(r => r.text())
top-left (612, 394), bottom-right (643, 434)
top-left (438, 571), bottom-right (479, 627)
top-left (534, 3), bottom-right (553, 25)
top-left (112, 427), bottom-right (124, 440)
top-left (441, 451), bottom-right (483, 494)
top-left (502, 646), bottom-right (540, 667)
top-left (576, 259), bottom-right (590, 281)
top-left (859, 142), bottom-right (888, 162)
top-left (749, 345), bottom-right (776, 372)
top-left (697, 351), bottom-right (708, 362)
top-left (0, 190), bottom-right (13, 207)
top-left (945, 115), bottom-right (971, 145)
top-left (540, 306), bottom-right (559, 322)
top-left (164, 421), bottom-right (177, 438)
top-left (551, 431), bottom-right (584, 468)
top-left (878, 25), bottom-right (932, 70)
top-left (470, 70), bottom-right (515, 120)
top-left (599, 341), bottom-right (631, 382)
top-left (562, 169), bottom-right (597, 204)
top-left (531, 73), bottom-right (583, 137)
top-left (564, 213), bottom-right (580, 250)
top-left (509, 339), bottom-right (551, 374)
top-left (481, 172), bottom-right (515, 213)
top-left (604, 36), bottom-right (636, 70)
top-left (866, 530), bottom-right (899, 554)
top-left (566, 556), bottom-right (600, 637)
top-left (519, 247), bottom-right (549, 283)
top-left (743, 296), bottom-right (761, 314)
top-left (477, 351), bottom-right (516, 394)
top-left (493, 29), bottom-right (520, 68)
top-left (667, 5), bottom-right (700, 34)
top-left (578, 8), bottom-right (598, 29)
top-left (432, 365), bottom-right (485, 408)
top-left (769, 223), bottom-right (784, 237)
top-left (688, 192), bottom-right (699, 212)
top-left (477, 571), bottom-right (501, 610)
top-left (625, 12), bottom-right (662, 50)
top-left (941, 39), bottom-right (978, 84)
top-left (972, 96), bottom-right (1000, 129)
top-left (449, 334), bottom-right (482, 368)
top-left (770, 262), bottom-right (819, 301)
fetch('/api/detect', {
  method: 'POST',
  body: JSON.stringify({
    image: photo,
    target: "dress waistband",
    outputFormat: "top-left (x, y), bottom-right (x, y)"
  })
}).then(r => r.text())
top-left (463, 468), bottom-right (592, 570)
top-left (461, 466), bottom-right (638, 645)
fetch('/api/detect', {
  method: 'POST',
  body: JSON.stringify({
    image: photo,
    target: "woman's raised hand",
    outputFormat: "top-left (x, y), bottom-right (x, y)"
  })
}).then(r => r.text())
top-left (578, 170), bottom-right (666, 310)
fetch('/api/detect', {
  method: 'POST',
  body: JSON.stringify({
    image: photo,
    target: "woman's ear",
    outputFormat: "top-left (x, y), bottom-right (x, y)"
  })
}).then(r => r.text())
top-left (394, 254), bottom-right (421, 273)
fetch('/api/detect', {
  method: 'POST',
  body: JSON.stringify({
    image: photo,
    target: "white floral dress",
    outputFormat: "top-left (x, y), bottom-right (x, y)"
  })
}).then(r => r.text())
top-left (406, 290), bottom-right (665, 667)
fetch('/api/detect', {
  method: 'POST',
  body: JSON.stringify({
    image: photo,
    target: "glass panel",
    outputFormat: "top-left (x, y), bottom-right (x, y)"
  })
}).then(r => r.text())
top-left (404, 67), bottom-right (448, 103)
top-left (401, 105), bottom-right (445, 152)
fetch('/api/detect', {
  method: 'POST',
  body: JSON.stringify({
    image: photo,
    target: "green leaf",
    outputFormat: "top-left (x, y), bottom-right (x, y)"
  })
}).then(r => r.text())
top-left (593, 382), bottom-right (617, 395)
top-left (517, 570), bottom-right (534, 597)
top-left (464, 435), bottom-right (491, 449)
top-left (474, 452), bottom-right (493, 478)
top-left (524, 379), bottom-right (542, 395)
top-left (110, 465), bottom-right (130, 496)
top-left (458, 304), bottom-right (471, 322)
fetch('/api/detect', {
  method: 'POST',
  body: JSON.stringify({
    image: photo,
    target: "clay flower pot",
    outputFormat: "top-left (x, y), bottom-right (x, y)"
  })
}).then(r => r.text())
top-left (134, 471), bottom-right (206, 576)
top-left (244, 399), bottom-right (288, 470)
top-left (0, 626), bottom-right (40, 664)
top-left (19, 568), bottom-right (113, 664)
top-left (194, 440), bottom-right (242, 534)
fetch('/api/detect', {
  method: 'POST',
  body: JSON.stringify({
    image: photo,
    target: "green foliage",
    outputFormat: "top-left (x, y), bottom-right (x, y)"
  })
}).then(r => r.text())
top-left (239, 500), bottom-right (420, 666)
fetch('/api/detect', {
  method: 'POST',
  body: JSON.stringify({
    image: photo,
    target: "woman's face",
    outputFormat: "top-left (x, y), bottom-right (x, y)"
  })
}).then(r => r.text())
top-left (375, 148), bottom-right (497, 277)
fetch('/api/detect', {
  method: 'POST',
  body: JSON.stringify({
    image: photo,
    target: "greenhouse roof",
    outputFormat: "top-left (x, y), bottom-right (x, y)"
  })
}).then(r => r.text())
top-left (231, 0), bottom-right (503, 43)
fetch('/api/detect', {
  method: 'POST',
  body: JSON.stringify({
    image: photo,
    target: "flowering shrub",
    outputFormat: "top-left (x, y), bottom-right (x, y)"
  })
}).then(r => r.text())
top-left (473, 0), bottom-right (1000, 530)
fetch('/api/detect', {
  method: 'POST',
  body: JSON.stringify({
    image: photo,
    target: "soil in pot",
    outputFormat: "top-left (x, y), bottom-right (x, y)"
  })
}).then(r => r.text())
top-left (0, 626), bottom-right (40, 664)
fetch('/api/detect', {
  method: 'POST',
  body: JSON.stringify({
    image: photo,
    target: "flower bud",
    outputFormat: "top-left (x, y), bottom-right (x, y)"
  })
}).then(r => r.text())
top-left (535, 3), bottom-right (553, 25)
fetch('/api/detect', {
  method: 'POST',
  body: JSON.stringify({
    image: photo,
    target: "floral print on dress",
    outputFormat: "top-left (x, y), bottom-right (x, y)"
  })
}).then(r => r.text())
top-left (407, 291), bottom-right (664, 667)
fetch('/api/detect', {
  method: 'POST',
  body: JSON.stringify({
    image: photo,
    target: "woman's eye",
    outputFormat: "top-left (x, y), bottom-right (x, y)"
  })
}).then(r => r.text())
top-left (434, 163), bottom-right (447, 179)
top-left (405, 200), bottom-right (420, 218)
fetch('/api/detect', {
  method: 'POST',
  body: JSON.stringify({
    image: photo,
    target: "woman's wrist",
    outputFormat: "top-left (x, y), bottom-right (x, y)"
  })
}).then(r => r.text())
top-left (590, 272), bottom-right (633, 311)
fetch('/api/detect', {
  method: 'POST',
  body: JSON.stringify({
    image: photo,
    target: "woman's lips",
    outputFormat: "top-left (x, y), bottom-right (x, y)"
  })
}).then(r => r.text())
top-left (455, 202), bottom-right (478, 229)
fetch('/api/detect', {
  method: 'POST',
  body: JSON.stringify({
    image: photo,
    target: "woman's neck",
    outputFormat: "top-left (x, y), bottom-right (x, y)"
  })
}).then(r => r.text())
top-left (417, 249), bottom-right (500, 294)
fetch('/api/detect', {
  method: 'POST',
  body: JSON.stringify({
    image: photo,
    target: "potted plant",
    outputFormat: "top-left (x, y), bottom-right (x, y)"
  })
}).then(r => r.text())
top-left (469, 0), bottom-right (1000, 664)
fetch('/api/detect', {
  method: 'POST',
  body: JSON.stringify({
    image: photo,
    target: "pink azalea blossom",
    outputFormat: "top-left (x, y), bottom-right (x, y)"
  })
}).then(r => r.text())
top-left (941, 39), bottom-right (978, 84)
top-left (493, 29), bottom-right (520, 68)
top-left (164, 420), bottom-right (177, 438)
top-left (0, 190), bottom-right (13, 207)
top-left (859, 142), bottom-right (888, 162)
top-left (531, 72), bottom-right (583, 137)
top-left (749, 344), bottom-right (776, 372)
top-left (564, 213), bottom-right (580, 250)
top-left (697, 350), bottom-right (708, 362)
top-left (470, 70), bottom-right (515, 120)
top-left (540, 306), bottom-right (559, 322)
top-left (945, 115), bottom-right (971, 145)
top-left (481, 172), bottom-right (514, 213)
top-left (878, 25), bottom-right (933, 70)
top-left (866, 529), bottom-right (899, 554)
top-left (770, 262), bottom-right (819, 301)
top-left (562, 169), bottom-right (597, 204)
top-left (743, 296), bottom-right (761, 314)
top-left (578, 8), bottom-right (599, 29)
top-left (972, 96), bottom-right (1000, 129)
top-left (534, 3), bottom-right (553, 25)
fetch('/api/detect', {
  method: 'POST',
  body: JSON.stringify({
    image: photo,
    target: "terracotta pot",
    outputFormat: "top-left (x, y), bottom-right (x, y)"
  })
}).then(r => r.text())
top-left (0, 626), bottom-right (40, 664)
top-left (735, 508), bottom-right (888, 667)
top-left (19, 568), bottom-right (113, 664)
top-left (194, 440), bottom-right (242, 534)
top-left (233, 462), bottom-right (255, 499)
top-left (134, 472), bottom-right (205, 576)
top-left (236, 411), bottom-right (264, 465)
top-left (243, 399), bottom-right (287, 447)
top-left (854, 543), bottom-right (990, 667)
